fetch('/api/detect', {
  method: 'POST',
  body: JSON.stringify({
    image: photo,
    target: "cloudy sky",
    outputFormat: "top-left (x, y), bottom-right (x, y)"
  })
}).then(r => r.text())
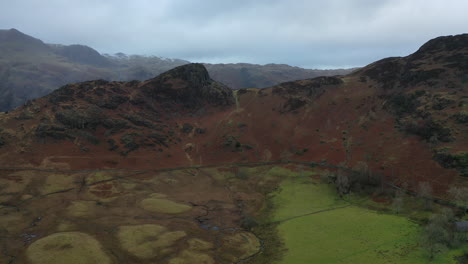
top-left (1, 0), bottom-right (467, 68)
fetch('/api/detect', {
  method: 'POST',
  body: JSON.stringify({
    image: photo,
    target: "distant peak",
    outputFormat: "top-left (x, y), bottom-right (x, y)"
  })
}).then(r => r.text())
top-left (51, 44), bottom-right (110, 66)
top-left (5, 28), bottom-right (29, 38)
top-left (0, 28), bottom-right (48, 50)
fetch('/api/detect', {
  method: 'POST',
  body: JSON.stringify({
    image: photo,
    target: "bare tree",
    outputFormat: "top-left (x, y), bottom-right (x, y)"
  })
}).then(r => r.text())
top-left (335, 169), bottom-right (350, 197)
top-left (422, 209), bottom-right (454, 260)
top-left (320, 170), bottom-right (334, 184)
top-left (417, 182), bottom-right (433, 211)
top-left (353, 161), bottom-right (369, 187)
top-left (448, 186), bottom-right (468, 212)
top-left (392, 189), bottom-right (405, 214)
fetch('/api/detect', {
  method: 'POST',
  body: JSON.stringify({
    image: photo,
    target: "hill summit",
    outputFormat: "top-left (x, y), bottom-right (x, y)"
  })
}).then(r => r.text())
top-left (141, 63), bottom-right (234, 108)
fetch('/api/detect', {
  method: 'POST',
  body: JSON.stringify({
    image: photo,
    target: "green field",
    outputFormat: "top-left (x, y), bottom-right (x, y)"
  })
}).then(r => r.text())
top-left (270, 175), bottom-right (467, 264)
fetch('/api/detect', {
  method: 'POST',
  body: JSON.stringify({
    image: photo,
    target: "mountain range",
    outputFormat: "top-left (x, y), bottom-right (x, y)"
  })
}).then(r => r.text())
top-left (0, 28), bottom-right (353, 112)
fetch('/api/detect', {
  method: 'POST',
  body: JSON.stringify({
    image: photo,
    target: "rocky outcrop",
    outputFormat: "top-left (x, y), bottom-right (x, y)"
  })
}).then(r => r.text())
top-left (140, 63), bottom-right (234, 108)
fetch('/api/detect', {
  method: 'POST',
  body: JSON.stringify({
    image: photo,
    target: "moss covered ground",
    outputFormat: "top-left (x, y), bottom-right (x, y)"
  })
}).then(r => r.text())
top-left (26, 232), bottom-right (112, 264)
top-left (1, 164), bottom-right (466, 263)
top-left (140, 193), bottom-right (192, 214)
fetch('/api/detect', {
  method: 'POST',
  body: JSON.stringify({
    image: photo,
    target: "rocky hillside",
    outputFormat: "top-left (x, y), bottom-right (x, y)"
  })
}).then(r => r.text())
top-left (0, 34), bottom-right (466, 193)
top-left (0, 29), bottom-right (354, 111)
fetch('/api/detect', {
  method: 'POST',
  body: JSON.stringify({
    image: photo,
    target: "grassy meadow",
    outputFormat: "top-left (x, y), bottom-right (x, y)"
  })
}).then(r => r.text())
top-left (264, 169), bottom-right (467, 264)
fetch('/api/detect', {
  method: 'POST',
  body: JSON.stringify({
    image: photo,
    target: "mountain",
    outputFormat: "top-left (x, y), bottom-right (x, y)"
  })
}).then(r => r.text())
top-left (103, 53), bottom-right (191, 81)
top-left (0, 33), bottom-right (466, 184)
top-left (0, 29), bottom-right (355, 111)
top-left (49, 44), bottom-right (112, 67)
top-left (0, 34), bottom-right (467, 264)
top-left (0, 29), bottom-right (115, 112)
top-left (0, 28), bottom-right (49, 53)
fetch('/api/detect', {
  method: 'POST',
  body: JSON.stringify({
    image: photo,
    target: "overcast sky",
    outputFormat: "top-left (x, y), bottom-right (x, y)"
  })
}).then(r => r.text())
top-left (1, 0), bottom-right (467, 69)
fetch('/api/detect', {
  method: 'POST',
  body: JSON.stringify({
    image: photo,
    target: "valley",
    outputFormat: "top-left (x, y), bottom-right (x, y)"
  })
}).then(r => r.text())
top-left (0, 33), bottom-right (467, 263)
top-left (1, 163), bottom-right (466, 263)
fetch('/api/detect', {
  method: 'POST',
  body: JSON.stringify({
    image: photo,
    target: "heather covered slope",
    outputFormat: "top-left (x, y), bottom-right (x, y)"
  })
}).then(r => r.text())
top-left (0, 34), bottom-right (466, 192)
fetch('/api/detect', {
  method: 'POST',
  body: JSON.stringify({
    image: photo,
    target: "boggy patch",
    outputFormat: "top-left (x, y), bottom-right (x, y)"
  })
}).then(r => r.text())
top-left (117, 224), bottom-right (186, 259)
top-left (140, 193), bottom-right (192, 214)
top-left (168, 250), bottom-right (215, 264)
top-left (26, 232), bottom-right (112, 264)
top-left (218, 231), bottom-right (261, 262)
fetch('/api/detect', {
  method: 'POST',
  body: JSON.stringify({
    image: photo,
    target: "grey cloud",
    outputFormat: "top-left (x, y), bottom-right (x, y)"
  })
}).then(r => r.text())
top-left (0, 0), bottom-right (467, 68)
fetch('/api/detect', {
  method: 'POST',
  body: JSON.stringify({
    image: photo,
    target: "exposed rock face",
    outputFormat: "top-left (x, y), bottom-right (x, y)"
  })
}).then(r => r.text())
top-left (140, 63), bottom-right (234, 108)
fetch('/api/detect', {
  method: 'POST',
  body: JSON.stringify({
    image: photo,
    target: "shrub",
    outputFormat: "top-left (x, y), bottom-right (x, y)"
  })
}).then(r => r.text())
top-left (434, 150), bottom-right (468, 177)
top-left (103, 118), bottom-right (129, 129)
top-left (240, 214), bottom-right (258, 230)
top-left (401, 118), bottom-right (452, 143)
top-left (453, 111), bottom-right (468, 124)
top-left (388, 93), bottom-right (422, 116)
top-left (222, 135), bottom-right (242, 151)
top-left (120, 133), bottom-right (140, 155)
top-left (121, 113), bottom-right (156, 129)
top-left (148, 133), bottom-right (168, 147)
top-left (35, 123), bottom-right (70, 140)
top-left (181, 123), bottom-right (193, 133)
top-left (107, 139), bottom-right (119, 151)
top-left (70, 130), bottom-right (100, 145)
top-left (98, 95), bottom-right (127, 109)
top-left (196, 128), bottom-right (206, 134)
top-left (55, 106), bottom-right (104, 129)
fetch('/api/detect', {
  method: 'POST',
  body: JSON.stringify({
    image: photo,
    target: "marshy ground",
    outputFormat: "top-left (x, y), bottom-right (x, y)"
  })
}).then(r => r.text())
top-left (0, 164), bottom-right (466, 263)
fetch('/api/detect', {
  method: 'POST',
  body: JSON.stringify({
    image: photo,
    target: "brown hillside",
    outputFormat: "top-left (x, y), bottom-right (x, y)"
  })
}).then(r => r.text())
top-left (0, 35), bottom-right (467, 195)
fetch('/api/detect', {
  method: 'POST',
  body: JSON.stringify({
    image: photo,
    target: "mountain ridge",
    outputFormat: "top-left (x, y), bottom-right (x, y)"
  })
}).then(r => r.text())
top-left (0, 29), bottom-right (355, 111)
